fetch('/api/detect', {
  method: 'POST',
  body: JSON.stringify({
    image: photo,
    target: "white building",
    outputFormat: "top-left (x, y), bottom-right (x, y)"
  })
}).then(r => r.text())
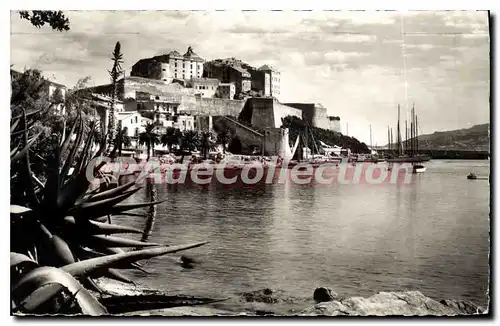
top-left (117, 111), bottom-right (152, 137)
top-left (131, 46), bottom-right (205, 82)
top-left (258, 65), bottom-right (280, 100)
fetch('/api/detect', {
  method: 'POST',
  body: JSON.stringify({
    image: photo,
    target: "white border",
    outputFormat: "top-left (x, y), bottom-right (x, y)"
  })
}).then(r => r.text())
top-left (2, 1), bottom-right (497, 325)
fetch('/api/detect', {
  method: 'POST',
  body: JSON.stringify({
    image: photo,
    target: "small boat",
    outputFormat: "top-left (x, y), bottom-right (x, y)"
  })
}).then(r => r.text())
top-left (467, 173), bottom-right (477, 180)
top-left (412, 164), bottom-right (426, 174)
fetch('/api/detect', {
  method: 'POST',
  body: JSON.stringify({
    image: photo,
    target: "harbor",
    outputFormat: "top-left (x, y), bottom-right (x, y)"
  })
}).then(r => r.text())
top-left (112, 159), bottom-right (490, 314)
top-left (10, 10), bottom-right (491, 317)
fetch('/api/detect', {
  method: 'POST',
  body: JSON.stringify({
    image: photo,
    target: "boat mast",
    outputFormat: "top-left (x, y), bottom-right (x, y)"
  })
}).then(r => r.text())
top-left (416, 114), bottom-right (419, 155)
top-left (405, 119), bottom-right (408, 154)
top-left (397, 104), bottom-right (402, 156)
top-left (369, 124), bottom-right (373, 154)
top-left (390, 128), bottom-right (394, 152)
top-left (412, 103), bottom-right (416, 156)
top-left (387, 125), bottom-right (391, 153)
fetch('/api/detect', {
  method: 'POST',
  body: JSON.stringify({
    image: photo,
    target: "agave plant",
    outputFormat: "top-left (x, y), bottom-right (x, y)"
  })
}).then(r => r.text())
top-left (10, 108), bottom-right (209, 315)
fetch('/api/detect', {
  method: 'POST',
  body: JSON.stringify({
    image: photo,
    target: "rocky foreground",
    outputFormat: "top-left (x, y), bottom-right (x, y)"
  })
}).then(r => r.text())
top-left (97, 280), bottom-right (487, 316)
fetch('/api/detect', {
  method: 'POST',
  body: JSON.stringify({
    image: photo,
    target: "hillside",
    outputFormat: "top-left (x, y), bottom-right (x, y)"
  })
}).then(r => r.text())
top-left (392, 123), bottom-right (490, 152)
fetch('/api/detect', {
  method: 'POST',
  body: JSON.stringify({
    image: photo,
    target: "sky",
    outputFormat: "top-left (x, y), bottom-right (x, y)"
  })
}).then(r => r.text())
top-left (10, 10), bottom-right (490, 145)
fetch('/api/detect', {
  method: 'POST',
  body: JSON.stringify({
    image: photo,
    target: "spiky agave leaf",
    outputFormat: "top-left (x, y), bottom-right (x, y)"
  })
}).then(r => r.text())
top-left (38, 223), bottom-right (76, 266)
top-left (11, 252), bottom-right (39, 269)
top-left (12, 266), bottom-right (107, 316)
top-left (10, 205), bottom-right (32, 215)
top-left (86, 179), bottom-right (138, 203)
top-left (63, 216), bottom-right (144, 235)
top-left (102, 268), bottom-right (135, 285)
top-left (15, 283), bottom-right (65, 314)
top-left (84, 235), bottom-right (161, 248)
top-left (70, 187), bottom-right (142, 219)
top-left (10, 131), bottom-right (42, 164)
top-left (61, 242), bottom-right (208, 277)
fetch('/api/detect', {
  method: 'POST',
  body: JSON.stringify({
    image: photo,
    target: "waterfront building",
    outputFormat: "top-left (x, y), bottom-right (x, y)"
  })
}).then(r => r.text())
top-left (131, 46), bottom-right (204, 82)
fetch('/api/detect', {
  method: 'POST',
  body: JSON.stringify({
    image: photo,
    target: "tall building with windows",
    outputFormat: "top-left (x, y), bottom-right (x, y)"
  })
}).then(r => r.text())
top-left (131, 46), bottom-right (204, 82)
top-left (258, 65), bottom-right (280, 99)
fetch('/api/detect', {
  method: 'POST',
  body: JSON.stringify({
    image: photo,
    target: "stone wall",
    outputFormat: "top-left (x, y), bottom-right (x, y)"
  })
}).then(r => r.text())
top-left (214, 116), bottom-right (288, 156)
top-left (239, 98), bottom-right (302, 129)
top-left (284, 102), bottom-right (332, 130)
top-left (327, 119), bottom-right (341, 132)
top-left (179, 96), bottom-right (246, 116)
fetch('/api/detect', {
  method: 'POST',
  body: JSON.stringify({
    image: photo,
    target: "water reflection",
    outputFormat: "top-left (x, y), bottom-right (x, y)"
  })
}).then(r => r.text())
top-left (115, 160), bottom-right (490, 307)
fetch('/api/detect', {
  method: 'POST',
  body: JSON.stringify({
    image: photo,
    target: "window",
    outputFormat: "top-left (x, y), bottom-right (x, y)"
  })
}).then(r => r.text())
top-left (131, 119), bottom-right (133, 124)
top-left (135, 116), bottom-right (138, 123)
top-left (163, 79), bottom-right (167, 81)
top-left (162, 69), bottom-right (166, 71)
top-left (175, 63), bottom-right (177, 67)
top-left (183, 63), bottom-right (185, 68)
top-left (155, 96), bottom-right (159, 100)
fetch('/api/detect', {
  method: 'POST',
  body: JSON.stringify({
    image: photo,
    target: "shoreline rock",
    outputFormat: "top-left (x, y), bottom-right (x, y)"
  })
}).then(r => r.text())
top-left (298, 290), bottom-right (486, 316)
top-left (95, 280), bottom-right (486, 316)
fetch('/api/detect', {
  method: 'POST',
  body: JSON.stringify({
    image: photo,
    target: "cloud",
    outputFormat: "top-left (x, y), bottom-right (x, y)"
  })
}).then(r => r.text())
top-left (10, 10), bottom-right (490, 144)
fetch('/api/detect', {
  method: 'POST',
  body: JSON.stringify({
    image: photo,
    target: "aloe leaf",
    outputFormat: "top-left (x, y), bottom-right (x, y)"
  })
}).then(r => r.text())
top-left (10, 144), bottom-right (20, 158)
top-left (51, 235), bottom-right (76, 265)
top-left (12, 266), bottom-right (107, 316)
top-left (102, 268), bottom-right (135, 285)
top-left (10, 252), bottom-right (38, 269)
top-left (10, 118), bottom-right (20, 133)
top-left (76, 246), bottom-right (148, 272)
top-left (106, 200), bottom-right (166, 216)
top-left (82, 277), bottom-right (106, 295)
top-left (37, 223), bottom-right (76, 266)
top-left (74, 123), bottom-right (95, 175)
top-left (64, 216), bottom-right (144, 235)
top-left (85, 235), bottom-right (161, 248)
top-left (10, 131), bottom-right (42, 164)
top-left (89, 221), bottom-right (144, 235)
top-left (20, 109), bottom-right (39, 206)
top-left (16, 283), bottom-right (65, 313)
top-left (11, 107), bottom-right (43, 121)
top-left (11, 124), bottom-right (36, 137)
top-left (61, 242), bottom-right (208, 277)
top-left (60, 116), bottom-right (84, 185)
top-left (71, 187), bottom-right (142, 219)
top-left (59, 116), bottom-right (79, 163)
top-left (10, 205), bottom-right (32, 215)
top-left (57, 159), bottom-right (109, 214)
top-left (87, 179), bottom-right (138, 203)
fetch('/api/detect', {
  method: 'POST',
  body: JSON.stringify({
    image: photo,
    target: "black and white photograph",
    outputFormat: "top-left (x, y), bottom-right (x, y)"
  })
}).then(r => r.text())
top-left (9, 9), bottom-right (491, 317)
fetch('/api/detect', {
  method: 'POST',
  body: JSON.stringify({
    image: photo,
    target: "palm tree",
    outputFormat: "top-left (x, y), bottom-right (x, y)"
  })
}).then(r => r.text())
top-left (199, 131), bottom-right (215, 159)
top-left (181, 130), bottom-right (200, 153)
top-left (115, 126), bottom-right (132, 155)
top-left (160, 127), bottom-right (180, 153)
top-left (214, 120), bottom-right (232, 154)
top-left (139, 122), bottom-right (160, 161)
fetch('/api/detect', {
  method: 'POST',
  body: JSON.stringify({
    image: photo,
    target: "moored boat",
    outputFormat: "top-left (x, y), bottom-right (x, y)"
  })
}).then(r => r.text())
top-left (412, 164), bottom-right (426, 174)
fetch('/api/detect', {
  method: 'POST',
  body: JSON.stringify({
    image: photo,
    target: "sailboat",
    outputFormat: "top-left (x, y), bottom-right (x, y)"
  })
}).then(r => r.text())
top-left (386, 104), bottom-right (430, 166)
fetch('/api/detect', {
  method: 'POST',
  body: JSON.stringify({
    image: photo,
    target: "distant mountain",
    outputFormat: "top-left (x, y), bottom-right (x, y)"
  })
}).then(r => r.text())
top-left (389, 123), bottom-right (490, 152)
